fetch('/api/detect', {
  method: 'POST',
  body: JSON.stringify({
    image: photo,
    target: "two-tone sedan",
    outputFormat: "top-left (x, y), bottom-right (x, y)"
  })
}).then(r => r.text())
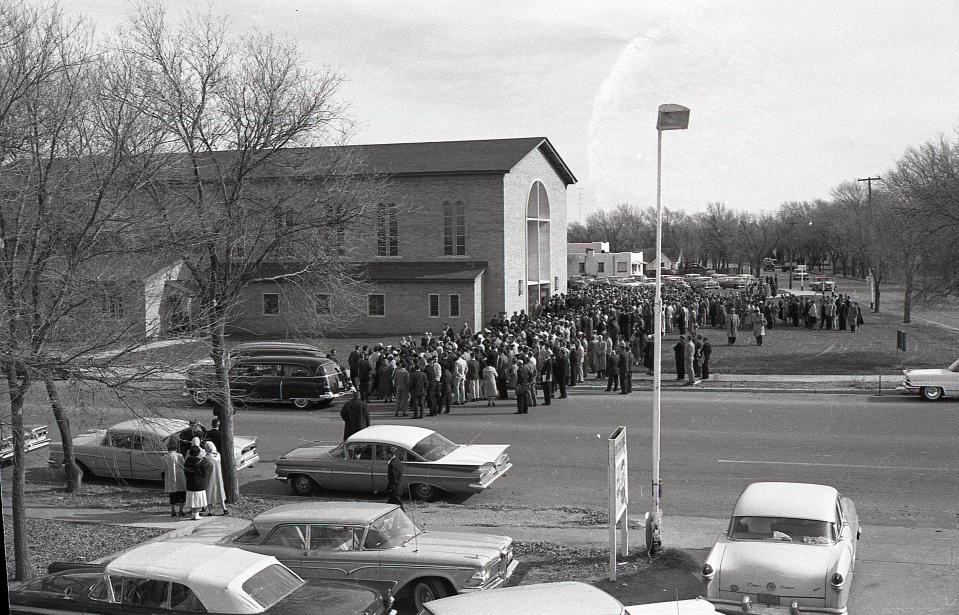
top-left (702, 482), bottom-right (861, 614)
top-left (48, 418), bottom-right (258, 482)
top-left (275, 425), bottom-right (511, 501)
top-left (204, 501), bottom-right (517, 612)
top-left (897, 357), bottom-right (959, 401)
top-left (9, 541), bottom-right (394, 615)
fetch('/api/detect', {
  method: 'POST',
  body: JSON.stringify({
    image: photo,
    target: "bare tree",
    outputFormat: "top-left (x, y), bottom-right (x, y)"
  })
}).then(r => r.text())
top-left (123, 3), bottom-right (384, 502)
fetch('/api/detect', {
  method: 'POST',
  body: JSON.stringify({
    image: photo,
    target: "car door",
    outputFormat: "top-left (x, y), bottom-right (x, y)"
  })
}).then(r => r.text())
top-left (100, 432), bottom-right (134, 479)
top-left (128, 434), bottom-right (165, 481)
top-left (300, 525), bottom-right (371, 581)
top-left (329, 443), bottom-right (375, 492)
top-left (946, 361), bottom-right (959, 395)
top-left (254, 524), bottom-right (309, 573)
top-left (279, 362), bottom-right (319, 401)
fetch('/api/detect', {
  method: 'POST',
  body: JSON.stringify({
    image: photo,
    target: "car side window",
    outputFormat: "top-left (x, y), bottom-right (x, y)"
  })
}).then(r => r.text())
top-left (282, 364), bottom-right (313, 377)
top-left (309, 525), bottom-right (360, 551)
top-left (375, 444), bottom-right (407, 461)
top-left (114, 577), bottom-right (169, 608)
top-left (836, 499), bottom-right (846, 528)
top-left (347, 443), bottom-right (374, 460)
top-left (265, 524), bottom-right (308, 549)
top-left (169, 582), bottom-right (206, 612)
top-left (248, 363), bottom-right (279, 376)
top-left (109, 433), bottom-right (135, 449)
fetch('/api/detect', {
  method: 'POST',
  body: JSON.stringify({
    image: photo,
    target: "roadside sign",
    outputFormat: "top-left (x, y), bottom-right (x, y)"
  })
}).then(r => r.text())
top-left (608, 426), bottom-right (628, 580)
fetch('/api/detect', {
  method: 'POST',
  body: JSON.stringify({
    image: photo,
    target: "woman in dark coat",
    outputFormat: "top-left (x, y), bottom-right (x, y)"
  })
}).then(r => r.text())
top-left (183, 445), bottom-right (212, 520)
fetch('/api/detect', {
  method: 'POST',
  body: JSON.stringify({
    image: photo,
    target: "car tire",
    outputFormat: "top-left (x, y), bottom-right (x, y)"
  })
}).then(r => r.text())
top-left (412, 483), bottom-right (438, 502)
top-left (76, 461), bottom-right (94, 481)
top-left (290, 398), bottom-right (312, 409)
top-left (289, 474), bottom-right (317, 496)
top-left (410, 578), bottom-right (448, 612)
top-left (920, 386), bottom-right (943, 401)
top-left (192, 390), bottom-right (210, 406)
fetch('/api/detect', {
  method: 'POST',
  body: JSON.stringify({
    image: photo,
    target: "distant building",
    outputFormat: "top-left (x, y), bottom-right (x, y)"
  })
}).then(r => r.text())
top-left (637, 248), bottom-right (683, 275)
top-left (567, 243), bottom-right (644, 278)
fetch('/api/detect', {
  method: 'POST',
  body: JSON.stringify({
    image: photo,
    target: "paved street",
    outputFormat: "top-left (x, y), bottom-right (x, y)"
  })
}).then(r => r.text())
top-left (11, 388), bottom-right (959, 613)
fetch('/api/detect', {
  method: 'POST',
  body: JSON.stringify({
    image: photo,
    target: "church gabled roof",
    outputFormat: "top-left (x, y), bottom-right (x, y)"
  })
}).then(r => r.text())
top-left (176, 137), bottom-right (577, 186)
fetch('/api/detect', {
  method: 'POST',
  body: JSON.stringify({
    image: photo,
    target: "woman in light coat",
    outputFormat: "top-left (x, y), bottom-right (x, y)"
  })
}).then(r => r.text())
top-left (481, 361), bottom-right (499, 406)
top-left (203, 441), bottom-right (228, 516)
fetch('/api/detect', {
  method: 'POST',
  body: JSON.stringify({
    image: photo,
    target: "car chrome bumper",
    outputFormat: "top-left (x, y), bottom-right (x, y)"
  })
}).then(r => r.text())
top-left (896, 383), bottom-right (918, 393)
top-left (711, 597), bottom-right (846, 614)
top-left (460, 559), bottom-right (520, 593)
top-left (273, 474), bottom-right (288, 481)
top-left (469, 462), bottom-right (513, 491)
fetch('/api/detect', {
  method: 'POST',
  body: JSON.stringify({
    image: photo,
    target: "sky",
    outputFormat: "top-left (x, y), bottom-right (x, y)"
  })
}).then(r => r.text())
top-left (53, 0), bottom-right (959, 220)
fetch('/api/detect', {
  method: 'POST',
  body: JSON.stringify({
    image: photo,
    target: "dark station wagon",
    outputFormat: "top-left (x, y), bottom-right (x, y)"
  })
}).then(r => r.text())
top-left (185, 343), bottom-right (352, 409)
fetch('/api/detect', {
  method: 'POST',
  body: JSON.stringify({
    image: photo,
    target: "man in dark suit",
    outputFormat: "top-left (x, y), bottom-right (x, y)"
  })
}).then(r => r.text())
top-left (539, 350), bottom-right (554, 406)
top-left (356, 352), bottom-right (372, 402)
top-left (618, 344), bottom-right (632, 394)
top-left (340, 391), bottom-right (370, 440)
top-left (347, 346), bottom-right (362, 389)
top-left (408, 365), bottom-right (427, 419)
top-left (553, 347), bottom-right (570, 399)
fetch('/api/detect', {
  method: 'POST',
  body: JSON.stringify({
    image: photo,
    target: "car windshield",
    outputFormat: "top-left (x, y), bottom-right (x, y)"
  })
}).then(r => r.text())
top-left (949, 358), bottom-right (959, 372)
top-left (729, 516), bottom-right (836, 544)
top-left (241, 564), bottom-right (304, 609)
top-left (363, 508), bottom-right (422, 549)
top-left (411, 433), bottom-right (458, 461)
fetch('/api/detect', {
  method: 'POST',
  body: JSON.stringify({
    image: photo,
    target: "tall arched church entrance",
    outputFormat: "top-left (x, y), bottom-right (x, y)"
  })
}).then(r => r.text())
top-left (526, 181), bottom-right (550, 313)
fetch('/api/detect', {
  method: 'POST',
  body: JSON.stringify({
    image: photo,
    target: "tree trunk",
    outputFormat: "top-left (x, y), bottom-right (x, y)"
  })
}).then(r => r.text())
top-left (5, 363), bottom-right (33, 580)
top-left (871, 268), bottom-right (882, 313)
top-left (44, 374), bottom-right (81, 492)
top-left (903, 261), bottom-right (913, 324)
top-left (210, 313), bottom-right (240, 503)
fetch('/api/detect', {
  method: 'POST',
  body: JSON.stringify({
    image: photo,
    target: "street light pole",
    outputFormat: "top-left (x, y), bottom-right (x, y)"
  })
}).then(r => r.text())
top-left (647, 104), bottom-right (689, 556)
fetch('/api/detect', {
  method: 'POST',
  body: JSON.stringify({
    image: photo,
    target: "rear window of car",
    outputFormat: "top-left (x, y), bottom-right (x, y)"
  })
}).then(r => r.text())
top-left (729, 516), bottom-right (836, 544)
top-left (240, 564), bottom-right (304, 609)
top-left (232, 524), bottom-right (261, 544)
top-left (411, 433), bottom-right (458, 461)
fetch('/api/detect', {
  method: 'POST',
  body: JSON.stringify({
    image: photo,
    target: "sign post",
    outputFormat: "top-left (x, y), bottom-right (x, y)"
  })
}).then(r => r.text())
top-left (608, 426), bottom-right (628, 580)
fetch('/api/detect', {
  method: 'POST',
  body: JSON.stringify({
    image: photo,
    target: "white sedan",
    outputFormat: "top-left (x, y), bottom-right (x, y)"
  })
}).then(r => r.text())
top-left (897, 358), bottom-right (959, 401)
top-left (420, 581), bottom-right (717, 614)
top-left (702, 482), bottom-right (860, 614)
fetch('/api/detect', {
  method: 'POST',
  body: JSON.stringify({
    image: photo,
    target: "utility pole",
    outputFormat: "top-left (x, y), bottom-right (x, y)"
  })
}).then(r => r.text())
top-left (786, 219), bottom-right (797, 290)
top-left (858, 176), bottom-right (881, 312)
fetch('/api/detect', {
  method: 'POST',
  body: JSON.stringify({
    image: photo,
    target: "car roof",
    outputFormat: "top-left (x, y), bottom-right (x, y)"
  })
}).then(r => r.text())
top-left (233, 341), bottom-right (322, 352)
top-left (347, 425), bottom-right (437, 448)
top-left (107, 418), bottom-right (189, 437)
top-left (235, 355), bottom-right (334, 365)
top-left (253, 502), bottom-right (398, 528)
top-left (732, 482), bottom-right (839, 522)
top-left (107, 543), bottom-right (278, 614)
top-left (425, 582), bottom-right (624, 615)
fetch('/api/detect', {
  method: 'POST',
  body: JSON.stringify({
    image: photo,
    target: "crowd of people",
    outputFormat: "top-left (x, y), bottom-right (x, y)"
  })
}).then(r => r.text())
top-left (336, 280), bottom-right (864, 415)
top-left (163, 419), bottom-right (228, 520)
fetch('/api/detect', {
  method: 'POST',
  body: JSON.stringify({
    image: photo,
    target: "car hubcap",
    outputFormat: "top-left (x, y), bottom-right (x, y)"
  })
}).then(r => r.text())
top-left (292, 398), bottom-right (309, 408)
top-left (415, 584), bottom-right (434, 606)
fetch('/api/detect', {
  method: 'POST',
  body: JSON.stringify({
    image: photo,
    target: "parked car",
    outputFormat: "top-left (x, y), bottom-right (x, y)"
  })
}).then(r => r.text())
top-left (702, 482), bottom-right (860, 614)
top-left (1, 424), bottom-right (50, 464)
top-left (185, 354), bottom-right (352, 409)
top-left (9, 542), bottom-right (394, 615)
top-left (48, 418), bottom-right (258, 482)
top-left (813, 277), bottom-right (836, 292)
top-left (205, 501), bottom-right (517, 612)
top-left (420, 581), bottom-right (718, 615)
top-left (275, 425), bottom-right (511, 501)
top-left (897, 358), bottom-right (959, 401)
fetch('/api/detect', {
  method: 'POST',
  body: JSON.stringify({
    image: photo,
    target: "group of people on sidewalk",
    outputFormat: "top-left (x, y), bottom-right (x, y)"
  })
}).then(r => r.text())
top-left (162, 419), bottom-right (228, 520)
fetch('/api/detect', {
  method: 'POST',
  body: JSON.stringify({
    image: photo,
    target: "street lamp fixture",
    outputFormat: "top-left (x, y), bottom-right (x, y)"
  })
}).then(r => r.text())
top-left (648, 103), bottom-right (690, 556)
